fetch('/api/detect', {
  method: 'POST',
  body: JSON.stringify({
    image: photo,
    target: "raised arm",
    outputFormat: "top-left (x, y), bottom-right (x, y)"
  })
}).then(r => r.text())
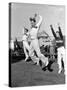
top-left (58, 24), bottom-right (63, 39)
top-left (36, 15), bottom-right (42, 28)
top-left (50, 25), bottom-right (57, 39)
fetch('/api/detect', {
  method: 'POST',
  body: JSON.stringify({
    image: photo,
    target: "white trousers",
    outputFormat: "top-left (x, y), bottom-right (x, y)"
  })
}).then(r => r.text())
top-left (57, 46), bottom-right (65, 72)
top-left (23, 40), bottom-right (39, 63)
top-left (29, 39), bottom-right (48, 66)
top-left (23, 41), bottom-right (30, 61)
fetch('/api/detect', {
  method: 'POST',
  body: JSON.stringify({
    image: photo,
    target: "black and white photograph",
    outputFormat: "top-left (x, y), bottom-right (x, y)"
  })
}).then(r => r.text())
top-left (9, 2), bottom-right (65, 87)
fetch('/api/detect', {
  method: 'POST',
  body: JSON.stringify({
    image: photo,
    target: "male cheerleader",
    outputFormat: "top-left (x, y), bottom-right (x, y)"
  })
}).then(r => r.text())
top-left (22, 27), bottom-right (30, 61)
top-left (22, 27), bottom-right (39, 64)
top-left (29, 14), bottom-right (48, 68)
top-left (50, 24), bottom-right (65, 74)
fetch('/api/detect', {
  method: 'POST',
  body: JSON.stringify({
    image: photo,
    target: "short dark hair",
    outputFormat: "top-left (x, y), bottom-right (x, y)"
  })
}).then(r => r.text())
top-left (29, 17), bottom-right (36, 22)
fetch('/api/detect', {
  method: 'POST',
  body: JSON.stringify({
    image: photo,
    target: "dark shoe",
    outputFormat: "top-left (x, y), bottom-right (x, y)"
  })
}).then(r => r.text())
top-left (33, 62), bottom-right (37, 65)
top-left (48, 68), bottom-right (53, 72)
top-left (25, 57), bottom-right (31, 62)
top-left (47, 61), bottom-right (53, 72)
top-left (39, 60), bottom-right (42, 67)
top-left (42, 66), bottom-right (47, 71)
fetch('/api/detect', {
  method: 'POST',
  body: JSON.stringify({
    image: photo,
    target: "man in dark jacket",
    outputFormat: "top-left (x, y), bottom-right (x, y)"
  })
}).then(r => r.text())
top-left (50, 24), bottom-right (65, 74)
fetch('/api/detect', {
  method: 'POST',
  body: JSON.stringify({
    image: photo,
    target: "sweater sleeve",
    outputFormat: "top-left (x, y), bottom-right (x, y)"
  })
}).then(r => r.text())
top-left (50, 25), bottom-right (57, 39)
top-left (58, 26), bottom-right (63, 40)
top-left (36, 15), bottom-right (42, 28)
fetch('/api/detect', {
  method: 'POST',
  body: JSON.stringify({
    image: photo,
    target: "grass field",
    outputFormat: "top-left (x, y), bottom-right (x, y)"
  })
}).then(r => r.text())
top-left (11, 59), bottom-right (65, 87)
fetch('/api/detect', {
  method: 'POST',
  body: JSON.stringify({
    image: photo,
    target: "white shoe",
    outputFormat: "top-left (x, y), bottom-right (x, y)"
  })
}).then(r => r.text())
top-left (41, 59), bottom-right (48, 68)
top-left (45, 60), bottom-right (48, 66)
top-left (25, 56), bottom-right (28, 61)
top-left (35, 58), bottom-right (39, 65)
top-left (36, 61), bottom-right (39, 65)
top-left (45, 57), bottom-right (48, 66)
top-left (58, 69), bottom-right (62, 74)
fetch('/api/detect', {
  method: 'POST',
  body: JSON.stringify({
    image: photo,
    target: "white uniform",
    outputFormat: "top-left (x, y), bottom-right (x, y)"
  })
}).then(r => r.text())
top-left (57, 46), bottom-right (65, 74)
top-left (22, 32), bottom-right (30, 61)
top-left (29, 15), bottom-right (48, 66)
top-left (22, 30), bottom-right (39, 63)
top-left (55, 40), bottom-right (65, 74)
